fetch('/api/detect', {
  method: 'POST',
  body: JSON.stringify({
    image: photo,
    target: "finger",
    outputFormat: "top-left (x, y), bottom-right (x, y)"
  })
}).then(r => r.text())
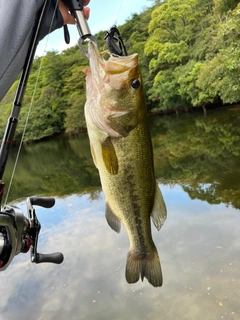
top-left (83, 7), bottom-right (90, 20)
top-left (65, 13), bottom-right (75, 25)
top-left (58, 1), bottom-right (75, 25)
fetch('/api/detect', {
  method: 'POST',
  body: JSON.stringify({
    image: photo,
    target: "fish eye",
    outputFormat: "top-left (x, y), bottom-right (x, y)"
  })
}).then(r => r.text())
top-left (131, 79), bottom-right (140, 89)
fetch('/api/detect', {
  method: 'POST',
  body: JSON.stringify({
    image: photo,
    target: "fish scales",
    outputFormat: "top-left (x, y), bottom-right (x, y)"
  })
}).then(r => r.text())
top-left (84, 41), bottom-right (167, 287)
top-left (103, 125), bottom-right (153, 244)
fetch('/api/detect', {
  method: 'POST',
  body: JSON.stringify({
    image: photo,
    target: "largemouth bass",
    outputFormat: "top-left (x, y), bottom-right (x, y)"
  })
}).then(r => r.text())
top-left (84, 41), bottom-right (167, 287)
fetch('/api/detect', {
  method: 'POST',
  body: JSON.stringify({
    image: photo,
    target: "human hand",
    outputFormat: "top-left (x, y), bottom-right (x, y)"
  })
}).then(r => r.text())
top-left (58, 0), bottom-right (90, 25)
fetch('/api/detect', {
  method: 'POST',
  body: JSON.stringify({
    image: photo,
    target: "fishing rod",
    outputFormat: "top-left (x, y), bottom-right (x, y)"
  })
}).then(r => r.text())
top-left (0, 0), bottom-right (63, 271)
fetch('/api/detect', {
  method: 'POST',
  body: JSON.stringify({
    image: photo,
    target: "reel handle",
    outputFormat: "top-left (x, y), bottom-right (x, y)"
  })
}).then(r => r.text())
top-left (36, 252), bottom-right (64, 264)
top-left (27, 196), bottom-right (64, 266)
top-left (29, 197), bottom-right (55, 208)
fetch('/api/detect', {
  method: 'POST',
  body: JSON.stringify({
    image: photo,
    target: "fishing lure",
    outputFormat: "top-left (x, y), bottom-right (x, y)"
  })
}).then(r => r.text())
top-left (104, 25), bottom-right (128, 56)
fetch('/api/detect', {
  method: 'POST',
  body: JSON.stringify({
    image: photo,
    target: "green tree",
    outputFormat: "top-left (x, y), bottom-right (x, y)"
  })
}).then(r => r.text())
top-left (214, 0), bottom-right (240, 14)
top-left (196, 3), bottom-right (240, 105)
top-left (145, 0), bottom-right (213, 110)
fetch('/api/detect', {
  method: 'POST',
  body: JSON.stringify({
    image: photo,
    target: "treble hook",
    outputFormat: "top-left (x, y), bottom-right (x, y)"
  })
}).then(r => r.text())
top-left (104, 25), bottom-right (128, 56)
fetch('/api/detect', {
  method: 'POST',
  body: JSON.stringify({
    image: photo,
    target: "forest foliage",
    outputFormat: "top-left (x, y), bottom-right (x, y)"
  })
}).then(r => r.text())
top-left (0, 0), bottom-right (240, 142)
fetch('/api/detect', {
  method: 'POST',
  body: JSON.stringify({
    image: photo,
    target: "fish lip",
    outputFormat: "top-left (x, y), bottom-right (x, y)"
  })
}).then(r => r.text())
top-left (87, 41), bottom-right (139, 77)
top-left (88, 40), bottom-right (102, 61)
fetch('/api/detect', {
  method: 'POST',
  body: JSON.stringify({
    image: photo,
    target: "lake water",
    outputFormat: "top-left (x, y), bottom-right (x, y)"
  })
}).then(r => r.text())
top-left (1, 107), bottom-right (240, 320)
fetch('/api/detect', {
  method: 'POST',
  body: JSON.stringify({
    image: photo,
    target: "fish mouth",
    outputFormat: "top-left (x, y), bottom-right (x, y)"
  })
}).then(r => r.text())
top-left (87, 41), bottom-right (138, 81)
top-left (84, 41), bottom-right (141, 138)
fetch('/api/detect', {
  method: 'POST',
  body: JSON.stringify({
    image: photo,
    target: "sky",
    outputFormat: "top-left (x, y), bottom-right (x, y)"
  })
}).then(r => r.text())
top-left (36, 0), bottom-right (153, 56)
top-left (2, 187), bottom-right (240, 319)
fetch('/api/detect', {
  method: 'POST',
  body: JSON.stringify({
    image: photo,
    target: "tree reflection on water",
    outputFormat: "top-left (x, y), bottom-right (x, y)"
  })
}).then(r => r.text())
top-left (3, 106), bottom-right (240, 210)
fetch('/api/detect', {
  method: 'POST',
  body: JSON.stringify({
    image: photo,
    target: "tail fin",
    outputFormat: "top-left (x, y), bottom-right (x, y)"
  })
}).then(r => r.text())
top-left (125, 248), bottom-right (163, 287)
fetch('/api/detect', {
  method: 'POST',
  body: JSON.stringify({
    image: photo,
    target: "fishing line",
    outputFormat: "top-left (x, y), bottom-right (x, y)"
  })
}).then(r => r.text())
top-left (115, 0), bottom-right (124, 25)
top-left (4, 1), bottom-right (60, 206)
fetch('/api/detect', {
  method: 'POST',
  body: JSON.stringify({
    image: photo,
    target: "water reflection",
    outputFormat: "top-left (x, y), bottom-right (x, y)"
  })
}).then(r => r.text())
top-left (1, 186), bottom-right (240, 319)
top-left (3, 107), bottom-right (240, 210)
top-left (3, 132), bottom-right (101, 203)
top-left (1, 107), bottom-right (240, 319)
top-left (149, 107), bottom-right (240, 209)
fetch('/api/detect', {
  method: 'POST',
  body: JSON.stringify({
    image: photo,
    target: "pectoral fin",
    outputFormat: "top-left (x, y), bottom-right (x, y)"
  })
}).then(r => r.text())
top-left (101, 137), bottom-right (118, 175)
top-left (151, 182), bottom-right (167, 231)
top-left (105, 202), bottom-right (121, 233)
top-left (90, 143), bottom-right (98, 169)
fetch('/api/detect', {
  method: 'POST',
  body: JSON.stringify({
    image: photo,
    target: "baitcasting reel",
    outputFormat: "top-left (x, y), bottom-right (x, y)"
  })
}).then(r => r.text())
top-left (0, 196), bottom-right (63, 271)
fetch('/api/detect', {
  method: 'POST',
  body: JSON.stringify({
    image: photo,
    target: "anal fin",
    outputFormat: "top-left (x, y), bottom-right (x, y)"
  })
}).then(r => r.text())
top-left (151, 182), bottom-right (167, 231)
top-left (105, 202), bottom-right (121, 233)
